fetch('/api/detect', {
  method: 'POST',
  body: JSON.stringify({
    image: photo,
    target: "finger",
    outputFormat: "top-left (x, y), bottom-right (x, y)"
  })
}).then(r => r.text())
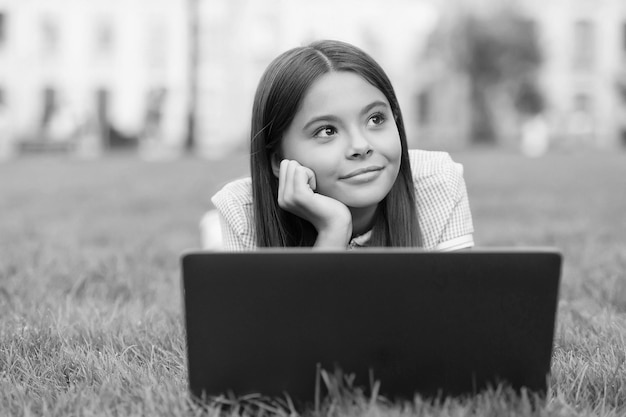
top-left (294, 165), bottom-right (316, 194)
top-left (284, 160), bottom-right (298, 201)
top-left (280, 160), bottom-right (300, 207)
top-left (302, 166), bottom-right (317, 191)
top-left (278, 159), bottom-right (289, 205)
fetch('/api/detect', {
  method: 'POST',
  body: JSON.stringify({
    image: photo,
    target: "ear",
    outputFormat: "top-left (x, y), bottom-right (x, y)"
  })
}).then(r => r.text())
top-left (270, 152), bottom-right (282, 178)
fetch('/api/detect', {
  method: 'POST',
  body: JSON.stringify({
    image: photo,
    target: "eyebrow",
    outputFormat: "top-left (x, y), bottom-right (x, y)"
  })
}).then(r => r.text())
top-left (303, 100), bottom-right (389, 131)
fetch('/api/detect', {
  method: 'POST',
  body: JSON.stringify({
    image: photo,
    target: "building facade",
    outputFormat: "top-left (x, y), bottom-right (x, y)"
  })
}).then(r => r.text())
top-left (0, 0), bottom-right (440, 159)
top-left (417, 0), bottom-right (626, 151)
top-left (193, 0), bottom-right (438, 158)
top-left (529, 0), bottom-right (626, 149)
top-left (0, 0), bottom-right (190, 159)
top-left (1, 0), bottom-right (625, 160)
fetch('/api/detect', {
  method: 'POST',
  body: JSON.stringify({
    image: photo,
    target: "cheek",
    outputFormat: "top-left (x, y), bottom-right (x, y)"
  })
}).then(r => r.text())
top-left (282, 142), bottom-right (342, 178)
top-left (287, 151), bottom-right (342, 195)
top-left (303, 154), bottom-right (342, 186)
top-left (379, 131), bottom-right (402, 163)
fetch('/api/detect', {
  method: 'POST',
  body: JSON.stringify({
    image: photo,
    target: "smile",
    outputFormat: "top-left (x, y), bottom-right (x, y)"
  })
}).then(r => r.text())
top-left (340, 166), bottom-right (384, 180)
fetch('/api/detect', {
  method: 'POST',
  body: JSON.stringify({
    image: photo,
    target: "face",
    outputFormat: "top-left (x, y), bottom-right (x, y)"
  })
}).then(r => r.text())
top-left (274, 71), bottom-right (402, 211)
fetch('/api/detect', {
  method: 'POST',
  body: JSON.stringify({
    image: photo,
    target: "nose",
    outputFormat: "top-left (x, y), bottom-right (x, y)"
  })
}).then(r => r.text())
top-left (346, 132), bottom-right (373, 160)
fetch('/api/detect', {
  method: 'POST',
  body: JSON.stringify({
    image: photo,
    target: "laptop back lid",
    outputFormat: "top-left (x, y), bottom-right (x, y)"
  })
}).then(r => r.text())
top-left (182, 249), bottom-right (561, 403)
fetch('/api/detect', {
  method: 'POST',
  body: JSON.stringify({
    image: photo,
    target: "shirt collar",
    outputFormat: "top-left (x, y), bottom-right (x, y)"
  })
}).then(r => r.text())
top-left (348, 229), bottom-right (373, 249)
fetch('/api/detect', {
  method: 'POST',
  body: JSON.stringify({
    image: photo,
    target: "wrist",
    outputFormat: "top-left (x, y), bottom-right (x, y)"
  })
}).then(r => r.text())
top-left (313, 218), bottom-right (352, 249)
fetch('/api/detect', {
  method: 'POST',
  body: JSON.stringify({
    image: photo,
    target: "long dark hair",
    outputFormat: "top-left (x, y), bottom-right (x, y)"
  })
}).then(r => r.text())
top-left (250, 40), bottom-right (419, 247)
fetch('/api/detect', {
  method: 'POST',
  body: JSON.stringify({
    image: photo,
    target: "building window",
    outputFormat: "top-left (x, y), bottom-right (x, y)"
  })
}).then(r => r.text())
top-left (40, 15), bottom-right (60, 57)
top-left (573, 20), bottom-right (594, 71)
top-left (0, 13), bottom-right (6, 47)
top-left (146, 18), bottom-right (167, 69)
top-left (567, 92), bottom-right (595, 143)
top-left (94, 18), bottom-right (114, 58)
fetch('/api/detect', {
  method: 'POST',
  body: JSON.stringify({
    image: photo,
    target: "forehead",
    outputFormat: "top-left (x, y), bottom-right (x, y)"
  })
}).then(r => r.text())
top-left (296, 71), bottom-right (389, 119)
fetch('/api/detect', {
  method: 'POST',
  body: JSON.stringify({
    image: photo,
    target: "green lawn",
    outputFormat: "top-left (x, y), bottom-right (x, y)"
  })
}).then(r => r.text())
top-left (1, 149), bottom-right (625, 416)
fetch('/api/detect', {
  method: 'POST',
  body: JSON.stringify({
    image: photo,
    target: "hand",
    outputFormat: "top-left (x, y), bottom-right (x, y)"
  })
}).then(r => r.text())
top-left (277, 160), bottom-right (352, 248)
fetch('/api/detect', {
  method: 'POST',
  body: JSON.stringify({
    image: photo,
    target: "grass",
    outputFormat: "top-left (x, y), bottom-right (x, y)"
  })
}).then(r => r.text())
top-left (1, 149), bottom-right (625, 416)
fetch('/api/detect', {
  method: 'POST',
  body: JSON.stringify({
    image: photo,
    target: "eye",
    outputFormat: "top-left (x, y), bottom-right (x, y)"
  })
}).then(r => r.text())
top-left (313, 126), bottom-right (337, 138)
top-left (367, 112), bottom-right (386, 127)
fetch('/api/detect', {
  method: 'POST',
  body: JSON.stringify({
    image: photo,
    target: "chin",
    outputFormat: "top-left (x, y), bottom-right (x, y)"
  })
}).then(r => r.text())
top-left (339, 191), bottom-right (389, 209)
top-left (320, 179), bottom-right (395, 208)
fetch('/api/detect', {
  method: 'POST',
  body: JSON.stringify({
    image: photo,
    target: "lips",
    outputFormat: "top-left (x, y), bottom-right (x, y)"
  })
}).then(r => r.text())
top-left (340, 166), bottom-right (384, 180)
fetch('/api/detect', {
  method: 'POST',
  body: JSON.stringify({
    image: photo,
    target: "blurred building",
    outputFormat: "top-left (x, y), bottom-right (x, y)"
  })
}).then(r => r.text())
top-left (1, 0), bottom-right (625, 159)
top-left (0, 0), bottom-right (189, 158)
top-left (194, 0), bottom-right (438, 158)
top-left (192, 0), bottom-right (626, 153)
top-left (528, 0), bottom-right (626, 150)
top-left (0, 0), bottom-right (438, 159)
top-left (419, 0), bottom-right (626, 151)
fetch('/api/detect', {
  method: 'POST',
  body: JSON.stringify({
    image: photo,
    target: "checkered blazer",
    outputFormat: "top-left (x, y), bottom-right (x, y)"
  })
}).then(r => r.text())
top-left (211, 149), bottom-right (474, 251)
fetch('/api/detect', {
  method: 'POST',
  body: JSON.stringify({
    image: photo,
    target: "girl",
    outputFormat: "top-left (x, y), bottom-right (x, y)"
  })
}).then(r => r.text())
top-left (211, 40), bottom-right (474, 251)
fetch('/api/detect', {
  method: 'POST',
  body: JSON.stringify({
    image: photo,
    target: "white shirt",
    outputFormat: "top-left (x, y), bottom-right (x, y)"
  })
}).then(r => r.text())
top-left (211, 149), bottom-right (474, 251)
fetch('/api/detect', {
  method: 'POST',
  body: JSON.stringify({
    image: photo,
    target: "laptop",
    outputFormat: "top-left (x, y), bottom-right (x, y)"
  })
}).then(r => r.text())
top-left (181, 248), bottom-right (562, 404)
